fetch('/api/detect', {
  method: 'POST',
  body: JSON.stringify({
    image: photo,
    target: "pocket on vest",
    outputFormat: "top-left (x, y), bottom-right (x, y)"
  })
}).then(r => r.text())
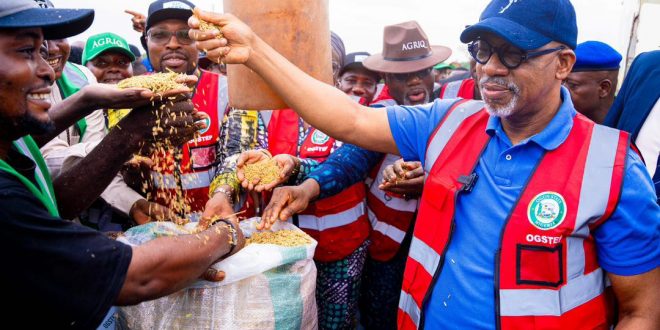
top-left (516, 243), bottom-right (564, 287)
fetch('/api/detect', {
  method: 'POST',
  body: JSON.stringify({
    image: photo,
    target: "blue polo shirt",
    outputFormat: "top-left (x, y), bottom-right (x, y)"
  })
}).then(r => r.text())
top-left (386, 87), bottom-right (660, 329)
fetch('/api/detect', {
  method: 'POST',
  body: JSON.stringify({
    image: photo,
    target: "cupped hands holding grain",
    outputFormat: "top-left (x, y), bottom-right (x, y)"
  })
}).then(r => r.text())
top-left (237, 150), bottom-right (300, 192)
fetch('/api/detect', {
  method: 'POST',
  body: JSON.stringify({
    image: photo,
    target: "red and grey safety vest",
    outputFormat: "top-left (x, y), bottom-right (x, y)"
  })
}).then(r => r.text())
top-left (150, 71), bottom-right (228, 215)
top-left (398, 99), bottom-right (627, 329)
top-left (268, 111), bottom-right (370, 263)
top-left (366, 97), bottom-right (418, 261)
top-left (439, 78), bottom-right (476, 100)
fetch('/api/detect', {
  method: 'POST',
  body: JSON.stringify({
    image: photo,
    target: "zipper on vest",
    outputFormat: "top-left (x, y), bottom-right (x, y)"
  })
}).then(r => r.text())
top-left (494, 249), bottom-right (502, 330)
top-left (493, 153), bottom-right (546, 330)
top-left (418, 191), bottom-right (458, 329)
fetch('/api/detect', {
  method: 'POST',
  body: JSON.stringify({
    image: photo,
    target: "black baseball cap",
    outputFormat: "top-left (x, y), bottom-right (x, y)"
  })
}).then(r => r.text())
top-left (340, 52), bottom-right (380, 81)
top-left (0, 0), bottom-right (94, 40)
top-left (145, 0), bottom-right (195, 33)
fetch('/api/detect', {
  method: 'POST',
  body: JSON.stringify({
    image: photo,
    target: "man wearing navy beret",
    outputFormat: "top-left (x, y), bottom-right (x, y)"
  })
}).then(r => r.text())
top-left (564, 41), bottom-right (622, 123)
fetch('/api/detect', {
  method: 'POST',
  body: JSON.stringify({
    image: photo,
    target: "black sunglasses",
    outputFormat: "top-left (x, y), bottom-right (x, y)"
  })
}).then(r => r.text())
top-left (468, 39), bottom-right (565, 69)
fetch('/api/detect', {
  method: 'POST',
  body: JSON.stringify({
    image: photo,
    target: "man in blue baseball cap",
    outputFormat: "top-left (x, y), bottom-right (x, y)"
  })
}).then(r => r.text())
top-left (564, 41), bottom-right (622, 123)
top-left (191, 0), bottom-right (660, 328)
top-left (0, 0), bottom-right (245, 328)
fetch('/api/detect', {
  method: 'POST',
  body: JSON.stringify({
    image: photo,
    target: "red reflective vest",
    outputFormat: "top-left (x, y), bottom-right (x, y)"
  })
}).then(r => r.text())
top-left (268, 112), bottom-right (369, 263)
top-left (439, 78), bottom-right (476, 99)
top-left (366, 97), bottom-right (418, 261)
top-left (398, 99), bottom-right (627, 329)
top-left (150, 71), bottom-right (227, 215)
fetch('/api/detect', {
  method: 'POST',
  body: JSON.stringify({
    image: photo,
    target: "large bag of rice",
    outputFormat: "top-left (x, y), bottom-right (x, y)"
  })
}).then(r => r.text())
top-left (116, 217), bottom-right (318, 330)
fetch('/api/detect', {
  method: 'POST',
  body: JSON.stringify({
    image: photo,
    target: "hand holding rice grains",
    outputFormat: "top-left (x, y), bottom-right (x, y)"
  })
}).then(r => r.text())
top-left (194, 11), bottom-right (224, 39)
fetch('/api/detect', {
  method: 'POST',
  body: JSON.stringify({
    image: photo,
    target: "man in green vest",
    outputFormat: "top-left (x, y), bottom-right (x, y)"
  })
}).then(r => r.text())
top-left (0, 1), bottom-right (244, 327)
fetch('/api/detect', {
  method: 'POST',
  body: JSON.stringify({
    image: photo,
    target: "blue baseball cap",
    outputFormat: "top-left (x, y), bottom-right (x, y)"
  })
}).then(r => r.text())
top-left (460, 0), bottom-right (578, 50)
top-left (0, 0), bottom-right (94, 40)
top-left (572, 41), bottom-right (622, 72)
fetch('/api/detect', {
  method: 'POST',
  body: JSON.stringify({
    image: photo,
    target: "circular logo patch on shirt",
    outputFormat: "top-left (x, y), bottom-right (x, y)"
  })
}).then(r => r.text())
top-left (197, 112), bottom-right (211, 134)
top-left (311, 131), bottom-right (329, 145)
top-left (527, 191), bottom-right (567, 230)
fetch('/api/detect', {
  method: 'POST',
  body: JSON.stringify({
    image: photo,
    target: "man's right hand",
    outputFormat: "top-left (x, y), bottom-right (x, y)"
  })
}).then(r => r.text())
top-left (260, 179), bottom-right (320, 230)
top-left (188, 9), bottom-right (256, 65)
top-left (125, 9), bottom-right (146, 33)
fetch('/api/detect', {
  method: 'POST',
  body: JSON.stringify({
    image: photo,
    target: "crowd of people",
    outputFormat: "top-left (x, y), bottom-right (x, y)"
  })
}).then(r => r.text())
top-left (0, 0), bottom-right (658, 328)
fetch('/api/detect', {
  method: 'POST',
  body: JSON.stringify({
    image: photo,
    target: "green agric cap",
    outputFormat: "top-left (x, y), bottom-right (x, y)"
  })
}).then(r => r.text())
top-left (82, 32), bottom-right (135, 66)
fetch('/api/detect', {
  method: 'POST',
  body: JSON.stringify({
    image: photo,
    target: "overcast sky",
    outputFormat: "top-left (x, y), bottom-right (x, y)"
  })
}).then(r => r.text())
top-left (55, 0), bottom-right (659, 67)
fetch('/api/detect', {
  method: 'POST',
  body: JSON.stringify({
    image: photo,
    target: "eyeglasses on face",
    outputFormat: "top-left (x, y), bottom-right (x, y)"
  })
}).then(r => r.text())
top-left (468, 39), bottom-right (565, 69)
top-left (147, 29), bottom-right (194, 45)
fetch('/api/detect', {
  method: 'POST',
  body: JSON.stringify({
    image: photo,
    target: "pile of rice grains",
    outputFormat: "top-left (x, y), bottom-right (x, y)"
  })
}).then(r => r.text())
top-left (117, 72), bottom-right (198, 221)
top-left (197, 216), bottom-right (310, 247)
top-left (247, 230), bottom-right (311, 247)
top-left (117, 72), bottom-right (188, 94)
top-left (243, 159), bottom-right (283, 185)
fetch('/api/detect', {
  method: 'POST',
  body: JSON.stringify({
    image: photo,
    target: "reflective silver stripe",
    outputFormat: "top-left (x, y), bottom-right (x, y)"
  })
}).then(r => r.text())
top-left (500, 268), bottom-right (605, 316)
top-left (568, 125), bottom-right (619, 277)
top-left (442, 80), bottom-right (463, 99)
top-left (369, 185), bottom-right (418, 212)
top-left (409, 237), bottom-right (441, 276)
top-left (151, 168), bottom-right (215, 190)
top-left (398, 291), bottom-right (421, 328)
top-left (368, 208), bottom-right (406, 243)
top-left (298, 201), bottom-right (365, 231)
top-left (14, 138), bottom-right (56, 204)
top-left (151, 172), bottom-right (177, 189)
top-left (424, 100), bottom-right (484, 173)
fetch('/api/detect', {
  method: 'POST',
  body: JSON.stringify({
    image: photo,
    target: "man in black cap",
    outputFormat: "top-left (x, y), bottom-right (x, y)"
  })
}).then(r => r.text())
top-left (192, 0), bottom-right (659, 328)
top-left (564, 40), bottom-right (622, 124)
top-left (0, 1), bottom-right (244, 328)
top-left (337, 51), bottom-right (380, 104)
top-left (137, 0), bottom-right (235, 222)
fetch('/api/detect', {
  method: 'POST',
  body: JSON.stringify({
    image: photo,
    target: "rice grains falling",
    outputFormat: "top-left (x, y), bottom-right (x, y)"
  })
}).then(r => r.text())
top-left (194, 13), bottom-right (224, 39)
top-left (247, 230), bottom-right (311, 247)
top-left (243, 159), bottom-right (282, 185)
top-left (117, 72), bottom-right (189, 94)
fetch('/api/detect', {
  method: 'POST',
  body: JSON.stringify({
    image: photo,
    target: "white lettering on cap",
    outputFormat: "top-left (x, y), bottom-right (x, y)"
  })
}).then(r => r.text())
top-left (354, 55), bottom-right (368, 62)
top-left (163, 1), bottom-right (192, 10)
top-left (92, 38), bottom-right (125, 49)
top-left (401, 40), bottom-right (427, 51)
top-left (499, 0), bottom-right (521, 14)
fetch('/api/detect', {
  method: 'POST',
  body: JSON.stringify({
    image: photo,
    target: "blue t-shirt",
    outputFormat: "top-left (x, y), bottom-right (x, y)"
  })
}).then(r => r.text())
top-left (386, 87), bottom-right (660, 329)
